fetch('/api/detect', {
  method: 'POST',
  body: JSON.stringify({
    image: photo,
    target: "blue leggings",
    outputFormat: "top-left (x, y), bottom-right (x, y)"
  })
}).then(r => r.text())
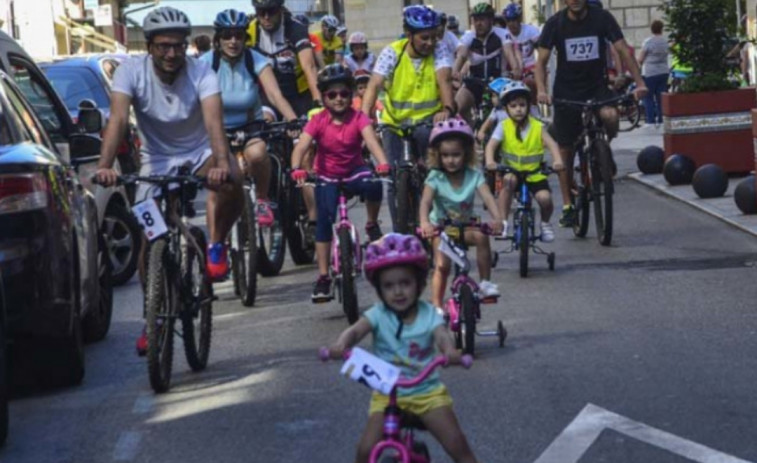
top-left (315, 167), bottom-right (383, 242)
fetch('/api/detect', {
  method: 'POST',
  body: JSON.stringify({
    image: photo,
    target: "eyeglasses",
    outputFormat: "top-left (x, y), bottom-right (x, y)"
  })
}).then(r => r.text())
top-left (219, 30), bottom-right (246, 41)
top-left (325, 90), bottom-right (351, 100)
top-left (151, 41), bottom-right (188, 55)
top-left (257, 7), bottom-right (281, 18)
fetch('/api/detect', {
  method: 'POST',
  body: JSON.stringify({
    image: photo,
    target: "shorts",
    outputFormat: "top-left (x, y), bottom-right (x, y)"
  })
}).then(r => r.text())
top-left (515, 178), bottom-right (550, 195)
top-left (315, 166), bottom-right (383, 242)
top-left (369, 385), bottom-right (453, 416)
top-left (462, 77), bottom-right (485, 105)
top-left (550, 86), bottom-right (616, 148)
top-left (135, 149), bottom-right (213, 202)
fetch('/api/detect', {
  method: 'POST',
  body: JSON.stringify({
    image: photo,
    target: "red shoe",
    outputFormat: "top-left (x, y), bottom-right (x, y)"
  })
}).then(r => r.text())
top-left (256, 200), bottom-right (275, 227)
top-left (136, 327), bottom-right (147, 357)
top-left (206, 242), bottom-right (229, 282)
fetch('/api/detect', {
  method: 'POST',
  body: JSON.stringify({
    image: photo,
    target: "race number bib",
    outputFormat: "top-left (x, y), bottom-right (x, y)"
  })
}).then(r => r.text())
top-left (565, 36), bottom-right (600, 62)
top-left (340, 347), bottom-right (401, 395)
top-left (132, 200), bottom-right (168, 241)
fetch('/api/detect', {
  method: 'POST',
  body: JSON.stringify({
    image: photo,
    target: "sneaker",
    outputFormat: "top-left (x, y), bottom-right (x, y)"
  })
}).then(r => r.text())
top-left (206, 242), bottom-right (229, 282)
top-left (312, 275), bottom-right (333, 302)
top-left (365, 222), bottom-right (383, 242)
top-left (540, 222), bottom-right (555, 243)
top-left (502, 220), bottom-right (509, 238)
top-left (135, 326), bottom-right (147, 357)
top-left (479, 280), bottom-right (500, 298)
top-left (559, 206), bottom-right (575, 228)
top-left (256, 200), bottom-right (275, 227)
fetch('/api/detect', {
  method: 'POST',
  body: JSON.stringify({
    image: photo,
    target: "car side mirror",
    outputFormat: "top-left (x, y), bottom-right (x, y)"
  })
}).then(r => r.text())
top-left (77, 99), bottom-right (104, 134)
top-left (69, 134), bottom-right (102, 166)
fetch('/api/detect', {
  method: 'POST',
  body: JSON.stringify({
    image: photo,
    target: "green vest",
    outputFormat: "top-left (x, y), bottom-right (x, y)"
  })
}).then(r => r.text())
top-left (500, 117), bottom-right (546, 183)
top-left (380, 39), bottom-right (442, 125)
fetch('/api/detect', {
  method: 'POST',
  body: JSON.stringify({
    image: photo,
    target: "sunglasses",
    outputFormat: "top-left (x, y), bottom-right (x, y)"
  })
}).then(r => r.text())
top-left (325, 90), bottom-right (351, 100)
top-left (257, 7), bottom-right (281, 18)
top-left (152, 41), bottom-right (188, 55)
top-left (219, 29), bottom-right (246, 41)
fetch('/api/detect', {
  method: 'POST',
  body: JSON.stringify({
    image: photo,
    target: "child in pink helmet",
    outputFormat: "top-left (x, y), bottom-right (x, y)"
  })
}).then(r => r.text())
top-left (326, 233), bottom-right (478, 463)
top-left (420, 118), bottom-right (503, 309)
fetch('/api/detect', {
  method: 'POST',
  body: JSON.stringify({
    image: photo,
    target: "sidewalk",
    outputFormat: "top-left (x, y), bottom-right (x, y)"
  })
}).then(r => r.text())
top-left (614, 125), bottom-right (757, 238)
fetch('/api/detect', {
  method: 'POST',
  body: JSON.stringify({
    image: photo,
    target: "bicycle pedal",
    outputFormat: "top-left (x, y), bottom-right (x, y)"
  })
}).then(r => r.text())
top-left (481, 296), bottom-right (499, 304)
top-left (311, 296), bottom-right (334, 304)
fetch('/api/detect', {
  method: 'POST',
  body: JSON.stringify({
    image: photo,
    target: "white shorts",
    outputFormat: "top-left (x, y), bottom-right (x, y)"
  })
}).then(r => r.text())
top-left (135, 148), bottom-right (213, 202)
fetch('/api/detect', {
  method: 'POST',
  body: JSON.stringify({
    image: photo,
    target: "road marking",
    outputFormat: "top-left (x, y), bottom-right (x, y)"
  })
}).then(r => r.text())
top-left (113, 431), bottom-right (142, 461)
top-left (534, 403), bottom-right (753, 463)
top-left (131, 393), bottom-right (155, 414)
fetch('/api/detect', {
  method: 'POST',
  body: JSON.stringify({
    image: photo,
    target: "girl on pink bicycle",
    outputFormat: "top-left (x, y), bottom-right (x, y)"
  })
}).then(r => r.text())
top-left (291, 64), bottom-right (390, 303)
top-left (325, 233), bottom-right (478, 463)
top-left (419, 119), bottom-right (503, 309)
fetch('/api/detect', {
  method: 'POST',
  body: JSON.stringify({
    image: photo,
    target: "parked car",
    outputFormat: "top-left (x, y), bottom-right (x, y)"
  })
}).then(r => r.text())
top-left (0, 31), bottom-right (114, 447)
top-left (40, 56), bottom-right (141, 286)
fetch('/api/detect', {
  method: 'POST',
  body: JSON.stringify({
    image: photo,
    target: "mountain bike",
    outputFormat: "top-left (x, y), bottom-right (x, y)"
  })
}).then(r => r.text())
top-left (115, 169), bottom-right (214, 393)
top-left (423, 218), bottom-right (506, 355)
top-left (491, 165), bottom-right (556, 278)
top-left (553, 94), bottom-right (630, 246)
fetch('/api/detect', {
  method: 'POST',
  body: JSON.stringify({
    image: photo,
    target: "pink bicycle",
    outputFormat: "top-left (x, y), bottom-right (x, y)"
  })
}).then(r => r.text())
top-left (319, 348), bottom-right (473, 462)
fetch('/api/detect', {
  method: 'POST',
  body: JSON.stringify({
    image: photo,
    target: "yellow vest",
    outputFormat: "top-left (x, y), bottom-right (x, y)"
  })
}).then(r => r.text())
top-left (313, 31), bottom-right (343, 65)
top-left (246, 19), bottom-right (310, 94)
top-left (380, 39), bottom-right (442, 125)
top-left (670, 43), bottom-right (692, 73)
top-left (501, 117), bottom-right (546, 183)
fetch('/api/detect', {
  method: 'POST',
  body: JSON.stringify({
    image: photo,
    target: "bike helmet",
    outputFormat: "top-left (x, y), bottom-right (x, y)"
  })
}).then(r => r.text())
top-left (429, 117), bottom-right (474, 146)
top-left (471, 3), bottom-right (495, 17)
top-left (321, 15), bottom-right (340, 30)
top-left (439, 12), bottom-right (448, 25)
top-left (214, 9), bottom-right (249, 30)
top-left (447, 14), bottom-right (460, 29)
top-left (499, 80), bottom-right (531, 104)
top-left (587, 0), bottom-right (603, 8)
top-left (364, 233), bottom-right (429, 282)
top-left (317, 64), bottom-right (354, 92)
top-left (143, 7), bottom-right (191, 40)
top-left (251, 0), bottom-right (284, 8)
top-left (337, 26), bottom-right (348, 37)
top-left (294, 14), bottom-right (310, 26)
top-left (403, 5), bottom-right (440, 32)
top-left (348, 31), bottom-right (368, 46)
top-left (503, 3), bottom-right (523, 20)
top-left (353, 69), bottom-right (371, 84)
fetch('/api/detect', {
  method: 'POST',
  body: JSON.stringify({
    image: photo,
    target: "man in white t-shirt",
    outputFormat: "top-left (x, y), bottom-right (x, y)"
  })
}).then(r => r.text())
top-left (95, 7), bottom-right (243, 286)
top-left (502, 4), bottom-right (540, 76)
top-left (437, 13), bottom-right (462, 59)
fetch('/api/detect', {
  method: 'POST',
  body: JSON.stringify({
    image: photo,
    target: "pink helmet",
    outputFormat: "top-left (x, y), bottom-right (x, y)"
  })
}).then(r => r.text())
top-left (429, 117), bottom-right (474, 146)
top-left (348, 31), bottom-right (368, 45)
top-left (364, 233), bottom-right (428, 281)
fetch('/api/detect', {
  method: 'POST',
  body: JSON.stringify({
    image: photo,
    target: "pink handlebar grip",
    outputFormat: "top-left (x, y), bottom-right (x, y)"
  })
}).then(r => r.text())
top-left (318, 347), bottom-right (330, 362)
top-left (461, 354), bottom-right (473, 369)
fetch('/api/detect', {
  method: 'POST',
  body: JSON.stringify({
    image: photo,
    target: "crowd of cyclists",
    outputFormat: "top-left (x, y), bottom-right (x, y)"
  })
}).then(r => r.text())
top-left (92, 0), bottom-right (651, 460)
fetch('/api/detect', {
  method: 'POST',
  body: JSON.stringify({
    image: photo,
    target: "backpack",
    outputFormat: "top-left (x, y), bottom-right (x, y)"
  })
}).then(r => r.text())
top-left (211, 48), bottom-right (258, 85)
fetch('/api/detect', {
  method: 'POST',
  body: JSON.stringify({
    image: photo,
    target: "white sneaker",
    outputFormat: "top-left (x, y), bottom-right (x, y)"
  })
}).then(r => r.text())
top-left (479, 280), bottom-right (500, 298)
top-left (540, 222), bottom-right (555, 243)
top-left (502, 220), bottom-right (509, 238)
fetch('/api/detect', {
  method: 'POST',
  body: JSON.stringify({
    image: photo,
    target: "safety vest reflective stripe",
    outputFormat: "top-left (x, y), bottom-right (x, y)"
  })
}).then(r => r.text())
top-left (381, 39), bottom-right (441, 125)
top-left (390, 100), bottom-right (441, 111)
top-left (502, 153), bottom-right (543, 165)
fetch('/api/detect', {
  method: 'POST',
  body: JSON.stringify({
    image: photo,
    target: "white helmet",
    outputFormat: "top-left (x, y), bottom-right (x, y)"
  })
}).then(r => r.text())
top-left (321, 15), bottom-right (340, 29)
top-left (143, 7), bottom-right (191, 40)
top-left (499, 80), bottom-right (531, 104)
top-left (348, 31), bottom-right (367, 45)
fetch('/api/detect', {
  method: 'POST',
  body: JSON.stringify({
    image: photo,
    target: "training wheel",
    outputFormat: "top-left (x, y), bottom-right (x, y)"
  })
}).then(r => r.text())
top-left (497, 320), bottom-right (507, 347)
top-left (547, 252), bottom-right (556, 271)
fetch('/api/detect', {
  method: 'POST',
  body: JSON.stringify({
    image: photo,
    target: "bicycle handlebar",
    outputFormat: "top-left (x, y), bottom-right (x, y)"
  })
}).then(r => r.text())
top-left (552, 93), bottom-right (633, 109)
top-left (226, 119), bottom-right (305, 145)
top-left (92, 172), bottom-right (209, 188)
top-left (416, 218), bottom-right (496, 237)
top-left (488, 165), bottom-right (556, 177)
top-left (376, 120), bottom-right (435, 136)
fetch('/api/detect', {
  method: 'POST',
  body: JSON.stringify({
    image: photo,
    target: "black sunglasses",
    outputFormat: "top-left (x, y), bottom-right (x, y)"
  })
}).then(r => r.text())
top-left (325, 89), bottom-right (351, 100)
top-left (219, 29), bottom-right (246, 41)
top-left (258, 7), bottom-right (281, 18)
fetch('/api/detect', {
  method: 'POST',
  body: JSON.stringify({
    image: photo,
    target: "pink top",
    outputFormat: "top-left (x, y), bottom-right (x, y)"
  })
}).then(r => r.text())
top-left (304, 109), bottom-right (372, 177)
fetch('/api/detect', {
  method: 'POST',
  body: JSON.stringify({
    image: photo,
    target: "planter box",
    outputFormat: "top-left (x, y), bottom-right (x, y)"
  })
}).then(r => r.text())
top-left (662, 88), bottom-right (756, 174)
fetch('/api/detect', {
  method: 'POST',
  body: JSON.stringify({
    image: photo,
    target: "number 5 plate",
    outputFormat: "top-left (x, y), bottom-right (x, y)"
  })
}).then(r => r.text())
top-left (340, 347), bottom-right (401, 395)
top-left (132, 199), bottom-right (168, 241)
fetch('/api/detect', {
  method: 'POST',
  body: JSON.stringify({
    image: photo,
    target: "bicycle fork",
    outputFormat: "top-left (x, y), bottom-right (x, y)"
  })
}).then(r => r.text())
top-left (330, 194), bottom-right (362, 276)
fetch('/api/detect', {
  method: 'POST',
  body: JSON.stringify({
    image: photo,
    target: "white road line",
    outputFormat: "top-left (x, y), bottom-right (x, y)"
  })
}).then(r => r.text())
top-left (534, 403), bottom-right (754, 463)
top-left (113, 431), bottom-right (142, 462)
top-left (131, 393), bottom-right (155, 415)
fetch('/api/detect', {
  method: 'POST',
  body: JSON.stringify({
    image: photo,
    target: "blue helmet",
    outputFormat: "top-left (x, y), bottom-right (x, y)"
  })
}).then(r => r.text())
top-left (503, 3), bottom-right (523, 21)
top-left (214, 9), bottom-right (249, 29)
top-left (403, 5), bottom-right (440, 32)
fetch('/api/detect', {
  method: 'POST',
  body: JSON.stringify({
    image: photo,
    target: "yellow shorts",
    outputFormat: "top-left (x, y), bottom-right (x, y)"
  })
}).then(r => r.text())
top-left (369, 386), bottom-right (453, 416)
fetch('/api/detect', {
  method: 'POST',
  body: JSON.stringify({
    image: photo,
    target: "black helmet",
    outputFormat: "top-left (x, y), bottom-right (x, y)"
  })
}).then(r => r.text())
top-left (252, 0), bottom-right (284, 8)
top-left (317, 64), bottom-right (354, 92)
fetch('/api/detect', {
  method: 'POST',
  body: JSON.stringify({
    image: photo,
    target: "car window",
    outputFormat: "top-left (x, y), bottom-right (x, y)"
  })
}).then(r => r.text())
top-left (0, 107), bottom-right (17, 146)
top-left (44, 66), bottom-right (110, 113)
top-left (100, 58), bottom-right (120, 82)
top-left (8, 55), bottom-right (66, 142)
top-left (1, 78), bottom-right (53, 148)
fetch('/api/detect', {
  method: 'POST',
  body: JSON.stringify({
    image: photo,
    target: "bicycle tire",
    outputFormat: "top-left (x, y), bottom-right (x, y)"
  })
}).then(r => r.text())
top-left (286, 181), bottom-right (315, 265)
top-left (236, 192), bottom-right (258, 306)
top-left (460, 284), bottom-right (476, 355)
top-left (618, 98), bottom-right (641, 132)
top-left (592, 139), bottom-right (614, 246)
top-left (395, 169), bottom-right (415, 234)
top-left (145, 239), bottom-right (174, 393)
top-left (258, 155), bottom-right (287, 276)
top-left (181, 227), bottom-right (213, 372)
top-left (338, 227), bottom-right (359, 325)
top-left (573, 186), bottom-right (590, 238)
top-left (519, 211), bottom-right (530, 278)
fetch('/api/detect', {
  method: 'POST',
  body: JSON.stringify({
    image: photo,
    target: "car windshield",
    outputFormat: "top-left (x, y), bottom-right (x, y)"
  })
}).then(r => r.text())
top-left (42, 66), bottom-right (109, 112)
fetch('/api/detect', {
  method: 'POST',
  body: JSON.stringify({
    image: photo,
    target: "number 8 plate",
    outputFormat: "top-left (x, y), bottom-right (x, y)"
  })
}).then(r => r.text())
top-left (132, 199), bottom-right (168, 241)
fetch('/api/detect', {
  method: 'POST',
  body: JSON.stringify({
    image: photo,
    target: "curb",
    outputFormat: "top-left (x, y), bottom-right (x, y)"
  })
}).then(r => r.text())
top-left (626, 173), bottom-right (757, 239)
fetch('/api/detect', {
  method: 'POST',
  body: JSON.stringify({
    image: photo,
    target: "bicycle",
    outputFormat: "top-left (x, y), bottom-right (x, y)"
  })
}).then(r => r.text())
top-left (112, 169), bottom-right (214, 393)
top-left (614, 79), bottom-right (642, 132)
top-left (302, 171), bottom-right (390, 325)
top-left (491, 165), bottom-right (556, 278)
top-left (319, 348), bottom-right (473, 463)
top-left (553, 94), bottom-right (630, 246)
top-left (422, 218), bottom-right (506, 355)
top-left (377, 121), bottom-right (433, 235)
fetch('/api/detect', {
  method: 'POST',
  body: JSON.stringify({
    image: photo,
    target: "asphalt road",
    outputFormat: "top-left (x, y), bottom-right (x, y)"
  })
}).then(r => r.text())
top-left (4, 157), bottom-right (757, 462)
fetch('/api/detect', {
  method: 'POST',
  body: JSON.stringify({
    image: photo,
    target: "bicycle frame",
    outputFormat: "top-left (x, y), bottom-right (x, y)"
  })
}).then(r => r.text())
top-left (330, 182), bottom-right (362, 277)
top-left (441, 224), bottom-right (481, 333)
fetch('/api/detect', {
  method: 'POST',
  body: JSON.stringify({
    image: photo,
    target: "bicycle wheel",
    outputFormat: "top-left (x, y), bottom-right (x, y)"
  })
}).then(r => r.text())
top-left (338, 227), bottom-right (359, 324)
top-left (573, 185), bottom-right (590, 238)
top-left (258, 155), bottom-right (287, 276)
top-left (181, 227), bottom-right (213, 372)
top-left (518, 211), bottom-right (530, 278)
top-left (234, 191), bottom-right (258, 306)
top-left (395, 169), bottom-right (415, 234)
top-left (460, 284), bottom-right (476, 355)
top-left (286, 181), bottom-right (315, 265)
top-left (618, 98), bottom-right (641, 132)
top-left (592, 139), bottom-right (614, 246)
top-left (145, 239), bottom-right (175, 393)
